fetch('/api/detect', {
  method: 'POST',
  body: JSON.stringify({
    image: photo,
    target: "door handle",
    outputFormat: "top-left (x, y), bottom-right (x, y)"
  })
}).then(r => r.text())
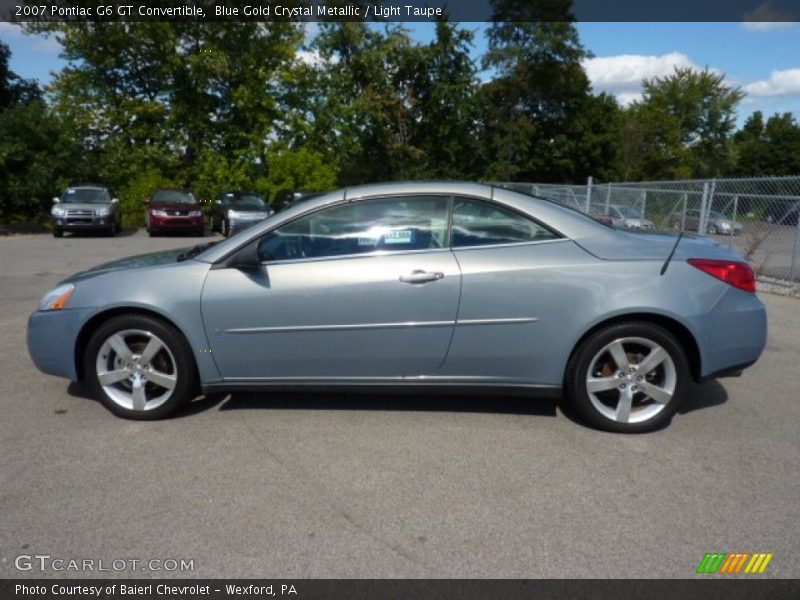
top-left (399, 270), bottom-right (445, 284)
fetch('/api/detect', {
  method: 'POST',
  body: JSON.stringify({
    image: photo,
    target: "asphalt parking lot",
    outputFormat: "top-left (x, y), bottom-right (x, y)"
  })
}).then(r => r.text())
top-left (1, 230), bottom-right (798, 579)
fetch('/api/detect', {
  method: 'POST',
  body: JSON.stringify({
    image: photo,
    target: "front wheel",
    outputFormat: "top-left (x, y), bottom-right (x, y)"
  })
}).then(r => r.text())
top-left (84, 314), bottom-right (198, 420)
top-left (565, 322), bottom-right (690, 433)
top-left (53, 229), bottom-right (63, 238)
top-left (221, 219), bottom-right (229, 237)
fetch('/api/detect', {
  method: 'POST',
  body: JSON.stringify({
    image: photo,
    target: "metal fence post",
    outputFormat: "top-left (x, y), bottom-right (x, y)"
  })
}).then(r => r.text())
top-left (681, 193), bottom-right (687, 231)
top-left (698, 182), bottom-right (710, 235)
top-left (605, 183), bottom-right (611, 213)
top-left (729, 195), bottom-right (738, 250)
top-left (641, 191), bottom-right (647, 217)
top-left (791, 214), bottom-right (800, 283)
top-left (585, 176), bottom-right (593, 212)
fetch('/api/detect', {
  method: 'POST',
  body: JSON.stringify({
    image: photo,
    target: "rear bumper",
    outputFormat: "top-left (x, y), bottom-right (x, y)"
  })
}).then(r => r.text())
top-left (695, 289), bottom-right (767, 379)
top-left (27, 308), bottom-right (92, 381)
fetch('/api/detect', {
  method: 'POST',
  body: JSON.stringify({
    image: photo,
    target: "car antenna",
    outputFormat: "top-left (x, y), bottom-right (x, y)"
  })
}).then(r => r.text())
top-left (660, 230), bottom-right (684, 276)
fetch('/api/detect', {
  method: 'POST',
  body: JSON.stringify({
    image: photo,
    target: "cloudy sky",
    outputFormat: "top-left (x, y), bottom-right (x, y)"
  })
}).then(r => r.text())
top-left (2, 21), bottom-right (799, 126)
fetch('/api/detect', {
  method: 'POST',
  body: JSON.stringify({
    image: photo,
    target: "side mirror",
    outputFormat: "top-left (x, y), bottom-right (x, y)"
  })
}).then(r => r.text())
top-left (142, 198), bottom-right (150, 205)
top-left (52, 197), bottom-right (60, 204)
top-left (112, 198), bottom-right (119, 204)
top-left (227, 240), bottom-right (261, 270)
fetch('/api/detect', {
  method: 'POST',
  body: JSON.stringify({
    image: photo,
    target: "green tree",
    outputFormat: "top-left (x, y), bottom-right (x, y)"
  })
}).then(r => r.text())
top-left (632, 67), bottom-right (744, 178)
top-left (480, 0), bottom-right (615, 182)
top-left (734, 111), bottom-right (800, 176)
top-left (0, 40), bottom-right (84, 224)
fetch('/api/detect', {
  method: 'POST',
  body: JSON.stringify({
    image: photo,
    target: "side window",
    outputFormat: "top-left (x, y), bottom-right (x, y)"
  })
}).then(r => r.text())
top-left (258, 195), bottom-right (449, 262)
top-left (451, 197), bottom-right (559, 248)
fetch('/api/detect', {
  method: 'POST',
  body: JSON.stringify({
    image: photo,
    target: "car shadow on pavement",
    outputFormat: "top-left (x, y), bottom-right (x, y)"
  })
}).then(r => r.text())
top-left (67, 379), bottom-right (727, 421)
top-left (61, 228), bottom-right (139, 238)
top-left (677, 378), bottom-right (728, 414)
top-left (212, 391), bottom-right (559, 417)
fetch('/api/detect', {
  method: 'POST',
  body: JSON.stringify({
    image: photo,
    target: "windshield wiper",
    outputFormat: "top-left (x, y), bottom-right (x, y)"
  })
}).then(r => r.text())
top-left (177, 241), bottom-right (219, 262)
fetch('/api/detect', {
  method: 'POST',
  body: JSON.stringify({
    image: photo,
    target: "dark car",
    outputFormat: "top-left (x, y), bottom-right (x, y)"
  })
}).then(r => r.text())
top-left (272, 189), bottom-right (324, 213)
top-left (210, 191), bottom-right (273, 237)
top-left (766, 199), bottom-right (800, 226)
top-left (51, 185), bottom-right (121, 237)
top-left (144, 189), bottom-right (204, 237)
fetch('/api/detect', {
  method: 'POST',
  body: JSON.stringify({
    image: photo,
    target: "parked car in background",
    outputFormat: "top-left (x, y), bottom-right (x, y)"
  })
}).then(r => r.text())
top-left (272, 189), bottom-right (325, 213)
top-left (51, 185), bottom-right (121, 238)
top-left (766, 199), bottom-right (800, 226)
top-left (28, 182), bottom-right (766, 433)
top-left (672, 209), bottom-right (743, 235)
top-left (144, 189), bottom-right (204, 237)
top-left (589, 204), bottom-right (654, 230)
top-left (210, 191), bottom-right (273, 237)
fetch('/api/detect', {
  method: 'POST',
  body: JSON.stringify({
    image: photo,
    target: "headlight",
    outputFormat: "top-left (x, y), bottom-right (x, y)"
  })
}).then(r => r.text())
top-left (227, 210), bottom-right (242, 220)
top-left (39, 283), bottom-right (75, 311)
top-left (188, 210), bottom-right (203, 217)
top-left (52, 206), bottom-right (66, 217)
top-left (718, 222), bottom-right (731, 231)
top-left (95, 206), bottom-right (111, 217)
top-left (151, 209), bottom-right (168, 217)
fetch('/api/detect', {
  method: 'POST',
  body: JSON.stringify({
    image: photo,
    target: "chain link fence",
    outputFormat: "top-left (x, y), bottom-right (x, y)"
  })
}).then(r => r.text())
top-left (496, 176), bottom-right (800, 282)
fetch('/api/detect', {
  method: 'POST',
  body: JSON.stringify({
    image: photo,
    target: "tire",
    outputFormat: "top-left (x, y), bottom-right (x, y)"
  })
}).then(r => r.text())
top-left (84, 314), bottom-right (198, 420)
top-left (106, 225), bottom-right (115, 237)
top-left (209, 215), bottom-right (216, 233)
top-left (148, 229), bottom-right (156, 237)
top-left (53, 229), bottom-right (63, 238)
top-left (565, 321), bottom-right (690, 433)
top-left (221, 219), bottom-right (229, 237)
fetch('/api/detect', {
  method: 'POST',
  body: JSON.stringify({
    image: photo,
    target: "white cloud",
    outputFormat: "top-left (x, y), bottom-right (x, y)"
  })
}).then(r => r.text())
top-left (742, 21), bottom-right (797, 31)
top-left (582, 52), bottom-right (701, 105)
top-left (744, 68), bottom-right (800, 97)
top-left (742, 1), bottom-right (799, 30)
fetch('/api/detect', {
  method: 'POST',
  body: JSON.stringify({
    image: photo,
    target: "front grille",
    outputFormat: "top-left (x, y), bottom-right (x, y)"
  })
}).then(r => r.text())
top-left (66, 209), bottom-right (94, 217)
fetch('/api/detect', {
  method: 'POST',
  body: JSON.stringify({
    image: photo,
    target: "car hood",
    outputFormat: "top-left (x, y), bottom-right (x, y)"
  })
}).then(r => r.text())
top-left (65, 248), bottom-right (190, 283)
top-left (576, 229), bottom-right (740, 261)
top-left (150, 203), bottom-right (202, 211)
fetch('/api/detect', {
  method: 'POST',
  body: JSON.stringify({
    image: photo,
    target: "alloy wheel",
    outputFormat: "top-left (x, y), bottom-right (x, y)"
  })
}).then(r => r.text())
top-left (95, 329), bottom-right (177, 411)
top-left (585, 336), bottom-right (677, 424)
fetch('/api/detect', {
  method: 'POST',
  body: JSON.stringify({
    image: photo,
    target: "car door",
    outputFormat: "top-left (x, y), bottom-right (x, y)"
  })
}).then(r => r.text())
top-left (438, 196), bottom-right (591, 386)
top-left (201, 194), bottom-right (460, 380)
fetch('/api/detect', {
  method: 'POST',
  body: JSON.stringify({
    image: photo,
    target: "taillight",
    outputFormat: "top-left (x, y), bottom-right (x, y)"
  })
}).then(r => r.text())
top-left (687, 259), bottom-right (756, 293)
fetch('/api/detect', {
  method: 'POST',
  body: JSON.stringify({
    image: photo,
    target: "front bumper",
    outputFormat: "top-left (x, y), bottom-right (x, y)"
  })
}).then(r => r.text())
top-left (149, 215), bottom-right (204, 232)
top-left (53, 216), bottom-right (114, 231)
top-left (229, 218), bottom-right (266, 235)
top-left (27, 308), bottom-right (92, 381)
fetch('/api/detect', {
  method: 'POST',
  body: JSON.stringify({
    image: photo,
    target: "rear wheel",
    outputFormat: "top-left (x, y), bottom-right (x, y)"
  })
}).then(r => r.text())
top-left (221, 219), bottom-right (229, 237)
top-left (84, 314), bottom-right (198, 420)
top-left (565, 322), bottom-right (690, 433)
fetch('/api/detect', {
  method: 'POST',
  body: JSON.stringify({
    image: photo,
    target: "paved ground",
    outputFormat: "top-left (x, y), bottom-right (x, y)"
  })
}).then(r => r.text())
top-left (1, 230), bottom-right (798, 579)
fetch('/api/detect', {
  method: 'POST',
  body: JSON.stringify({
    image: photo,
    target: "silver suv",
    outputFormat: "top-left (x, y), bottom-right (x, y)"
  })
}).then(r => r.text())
top-left (52, 186), bottom-right (121, 237)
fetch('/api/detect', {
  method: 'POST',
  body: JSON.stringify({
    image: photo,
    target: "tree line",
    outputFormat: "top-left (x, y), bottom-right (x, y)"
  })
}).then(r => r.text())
top-left (2, 13), bottom-right (799, 227)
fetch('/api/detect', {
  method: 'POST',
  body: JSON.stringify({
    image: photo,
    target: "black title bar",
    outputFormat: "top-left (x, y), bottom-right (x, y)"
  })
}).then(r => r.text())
top-left (3, 0), bottom-right (800, 22)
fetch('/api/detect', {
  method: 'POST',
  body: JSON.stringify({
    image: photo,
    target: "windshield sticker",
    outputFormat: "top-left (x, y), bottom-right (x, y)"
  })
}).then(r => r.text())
top-left (382, 230), bottom-right (414, 244)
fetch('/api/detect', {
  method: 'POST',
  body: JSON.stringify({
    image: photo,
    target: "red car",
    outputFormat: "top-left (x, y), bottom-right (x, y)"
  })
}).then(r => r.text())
top-left (144, 189), bottom-right (204, 237)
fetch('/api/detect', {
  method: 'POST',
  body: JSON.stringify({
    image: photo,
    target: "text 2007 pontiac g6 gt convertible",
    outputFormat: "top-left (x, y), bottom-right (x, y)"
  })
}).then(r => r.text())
top-left (28, 182), bottom-right (766, 432)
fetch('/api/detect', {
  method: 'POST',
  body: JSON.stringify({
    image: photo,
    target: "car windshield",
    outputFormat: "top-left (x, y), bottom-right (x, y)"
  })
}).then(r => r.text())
top-left (153, 190), bottom-right (196, 205)
top-left (229, 194), bottom-right (266, 210)
top-left (60, 188), bottom-right (110, 204)
top-left (617, 206), bottom-right (643, 218)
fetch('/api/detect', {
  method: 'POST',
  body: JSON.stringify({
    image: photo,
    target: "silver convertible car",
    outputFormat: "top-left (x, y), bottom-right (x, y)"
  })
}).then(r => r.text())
top-left (27, 182), bottom-right (766, 432)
